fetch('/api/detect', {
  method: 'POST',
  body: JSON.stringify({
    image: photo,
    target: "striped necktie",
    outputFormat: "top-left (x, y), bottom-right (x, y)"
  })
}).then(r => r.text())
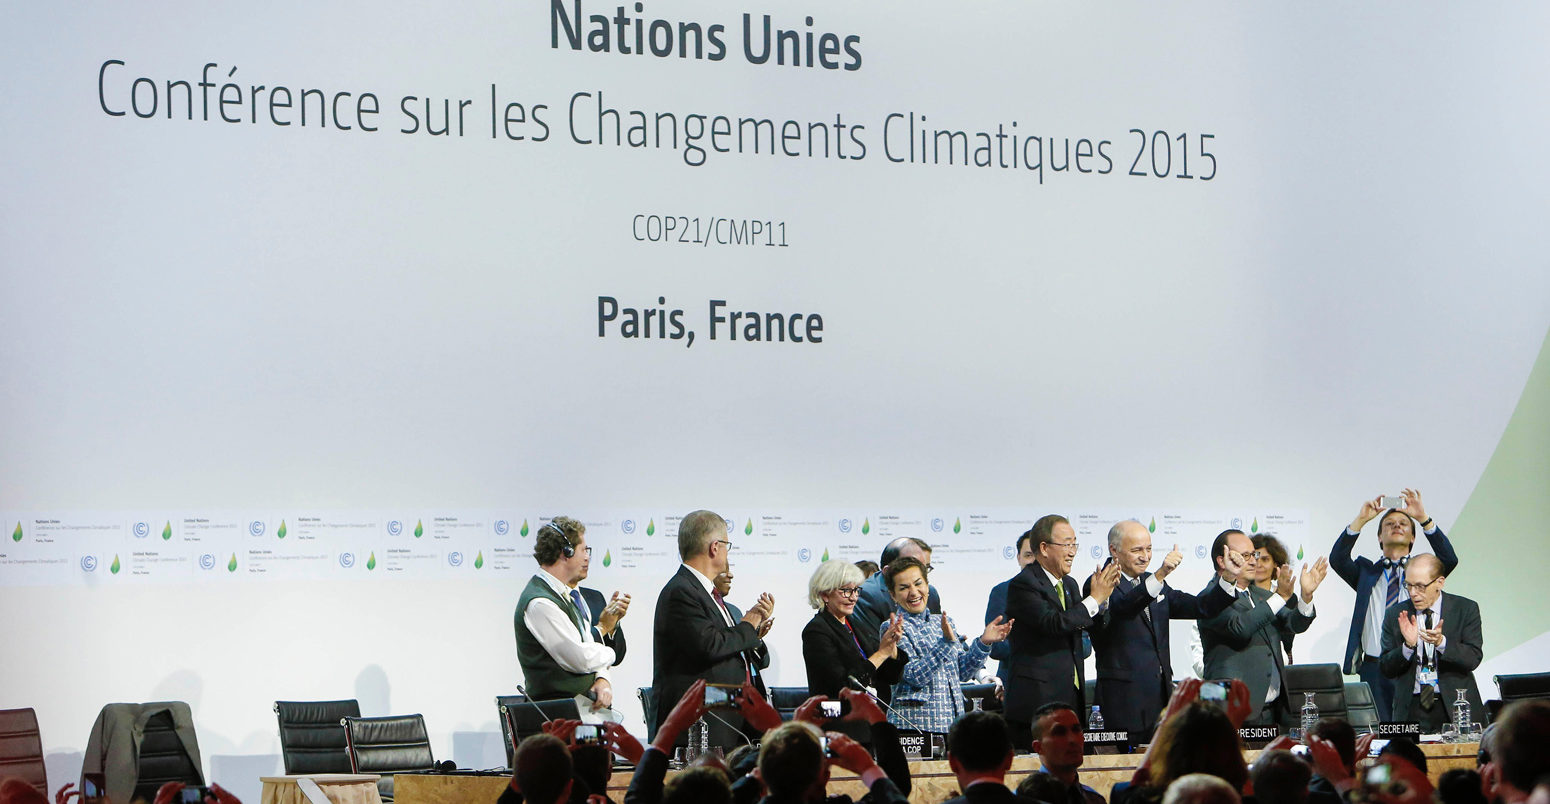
top-left (1383, 559), bottom-right (1405, 609)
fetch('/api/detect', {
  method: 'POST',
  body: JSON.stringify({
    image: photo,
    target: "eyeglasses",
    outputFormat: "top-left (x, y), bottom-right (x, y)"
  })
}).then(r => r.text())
top-left (578, 546), bottom-right (593, 557)
top-left (833, 586), bottom-right (862, 598)
top-left (1047, 541), bottom-right (1078, 552)
top-left (714, 539), bottom-right (736, 552)
top-left (1404, 578), bottom-right (1440, 593)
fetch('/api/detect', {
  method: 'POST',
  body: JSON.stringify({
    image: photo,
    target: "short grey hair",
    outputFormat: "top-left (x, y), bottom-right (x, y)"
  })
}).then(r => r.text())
top-left (1108, 520), bottom-right (1146, 552)
top-left (807, 560), bottom-right (864, 609)
top-left (1161, 774), bottom-right (1241, 804)
top-left (678, 510), bottom-right (725, 560)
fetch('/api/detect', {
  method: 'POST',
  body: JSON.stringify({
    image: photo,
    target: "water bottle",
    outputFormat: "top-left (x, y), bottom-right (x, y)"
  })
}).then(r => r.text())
top-left (1300, 692), bottom-right (1319, 734)
top-left (1088, 705), bottom-right (1104, 733)
top-left (1454, 690), bottom-right (1471, 736)
top-left (687, 717), bottom-right (709, 763)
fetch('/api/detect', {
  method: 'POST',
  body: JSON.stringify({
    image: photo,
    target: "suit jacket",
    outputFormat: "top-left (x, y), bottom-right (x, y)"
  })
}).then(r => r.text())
top-left (1330, 525), bottom-right (1457, 673)
top-left (1085, 571), bottom-right (1234, 735)
top-left (755, 777), bottom-right (910, 804)
top-left (650, 565), bottom-right (764, 736)
top-left (579, 585), bottom-right (627, 666)
top-left (802, 610), bottom-right (907, 704)
top-left (1004, 564), bottom-right (1092, 725)
top-left (1378, 591), bottom-right (1484, 722)
top-left (725, 598), bottom-right (772, 697)
top-left (988, 578), bottom-right (1093, 682)
top-left (853, 570), bottom-right (939, 650)
top-left (942, 781), bottom-right (1050, 804)
top-left (1198, 582), bottom-right (1314, 717)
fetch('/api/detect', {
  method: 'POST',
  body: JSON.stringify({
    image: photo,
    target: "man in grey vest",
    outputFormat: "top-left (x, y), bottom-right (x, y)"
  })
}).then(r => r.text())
top-left (515, 517), bottom-right (620, 710)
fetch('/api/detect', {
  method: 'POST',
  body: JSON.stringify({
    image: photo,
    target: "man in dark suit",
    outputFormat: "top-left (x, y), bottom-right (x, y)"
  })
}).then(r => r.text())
top-left (1199, 529), bottom-right (1325, 725)
top-left (987, 530), bottom-right (1094, 685)
top-left (715, 568), bottom-right (773, 697)
top-left (650, 509), bottom-right (774, 746)
top-left (853, 536), bottom-right (940, 641)
top-left (1085, 520), bottom-right (1240, 743)
top-left (940, 711), bottom-right (1028, 804)
top-left (1379, 553), bottom-right (1483, 733)
top-left (1004, 514), bottom-right (1120, 748)
top-left (1331, 489), bottom-right (1458, 722)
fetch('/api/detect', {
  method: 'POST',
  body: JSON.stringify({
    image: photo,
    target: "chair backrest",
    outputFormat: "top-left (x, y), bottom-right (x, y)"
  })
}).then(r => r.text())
top-left (497, 695), bottom-right (580, 766)
top-left (767, 688), bottom-right (811, 721)
top-left (1344, 682), bottom-right (1380, 732)
top-left (133, 709), bottom-right (204, 803)
top-left (274, 699), bottom-right (361, 774)
top-left (637, 688), bottom-right (657, 741)
top-left (1495, 673), bottom-right (1550, 703)
top-left (342, 714), bottom-right (435, 776)
top-left (1281, 663), bottom-right (1348, 722)
top-left (0, 708), bottom-right (47, 795)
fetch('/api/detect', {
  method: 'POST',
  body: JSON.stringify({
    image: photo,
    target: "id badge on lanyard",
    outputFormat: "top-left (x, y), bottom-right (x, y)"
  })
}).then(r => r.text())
top-left (1417, 661), bottom-right (1440, 690)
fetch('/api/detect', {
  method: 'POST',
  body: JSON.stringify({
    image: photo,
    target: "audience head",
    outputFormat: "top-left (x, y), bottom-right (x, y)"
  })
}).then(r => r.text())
top-left (662, 765), bottom-right (732, 804)
top-left (1377, 508), bottom-right (1418, 559)
top-left (0, 779), bottom-right (48, 804)
top-left (1016, 772), bottom-right (1070, 803)
top-left (1494, 700), bottom-right (1550, 802)
top-left (1149, 702), bottom-right (1248, 792)
top-left (879, 536), bottom-right (932, 568)
top-left (808, 560), bottom-right (866, 618)
top-left (1212, 529), bottom-right (1254, 580)
top-left (678, 509), bottom-right (731, 571)
top-left (1107, 520), bottom-right (1154, 578)
top-left (854, 559), bottom-right (880, 579)
top-left (1477, 723), bottom-right (1498, 768)
top-left (947, 711), bottom-right (1015, 780)
top-left (1307, 717), bottom-right (1357, 774)
top-left (1250, 749), bottom-right (1311, 804)
top-left (757, 721), bottom-right (828, 800)
top-left (514, 734), bottom-right (574, 804)
top-left (534, 517), bottom-right (589, 584)
top-left (884, 556), bottom-right (931, 615)
top-left (1438, 768), bottom-right (1488, 804)
top-left (1379, 736), bottom-right (1429, 775)
top-left (1031, 702), bottom-right (1085, 776)
top-left (569, 744), bottom-right (611, 803)
top-left (1162, 774), bottom-right (1242, 804)
top-left (1015, 529), bottom-right (1039, 569)
top-left (1404, 554), bottom-right (1446, 611)
top-left (1251, 534), bottom-right (1288, 587)
top-left (1031, 514), bottom-right (1076, 578)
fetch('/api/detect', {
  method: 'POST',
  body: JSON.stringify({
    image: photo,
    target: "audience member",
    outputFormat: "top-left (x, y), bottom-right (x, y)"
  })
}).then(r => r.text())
top-left (1017, 773), bottom-right (1069, 804)
top-left (1160, 775), bottom-right (1240, 804)
top-left (751, 721), bottom-right (906, 804)
top-left (1436, 769), bottom-right (1487, 804)
top-left (1030, 703), bottom-right (1105, 804)
top-left (661, 766), bottom-right (731, 804)
top-left (941, 711), bottom-right (1018, 804)
top-left (1378, 737), bottom-right (1429, 776)
top-left (511, 733), bottom-right (575, 804)
top-left (1116, 679), bottom-right (1252, 804)
top-left (1492, 700), bottom-right (1550, 804)
top-left (0, 780), bottom-right (48, 804)
top-left (1249, 750), bottom-right (1310, 804)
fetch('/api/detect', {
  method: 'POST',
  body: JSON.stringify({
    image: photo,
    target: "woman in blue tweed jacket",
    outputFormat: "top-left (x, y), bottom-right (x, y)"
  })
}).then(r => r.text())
top-left (881, 556), bottom-right (1013, 734)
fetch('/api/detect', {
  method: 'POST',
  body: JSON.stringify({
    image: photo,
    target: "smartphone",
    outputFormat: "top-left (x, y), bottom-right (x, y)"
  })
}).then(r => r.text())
top-left (820, 700), bottom-right (843, 719)
top-left (1290, 744), bottom-right (1310, 758)
top-left (820, 736), bottom-right (836, 757)
top-left (573, 724), bottom-right (605, 745)
top-left (1199, 680), bottom-right (1232, 702)
top-left (1368, 738), bottom-right (1390, 757)
top-left (179, 787), bottom-right (211, 804)
top-left (1361, 762), bottom-right (1393, 788)
top-left (1381, 495), bottom-right (1404, 509)
top-left (81, 776), bottom-right (106, 802)
top-left (705, 683), bottom-right (744, 709)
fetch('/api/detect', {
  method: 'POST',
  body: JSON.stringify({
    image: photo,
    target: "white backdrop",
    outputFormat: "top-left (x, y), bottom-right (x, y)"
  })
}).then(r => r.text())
top-left (4, 2), bottom-right (1550, 801)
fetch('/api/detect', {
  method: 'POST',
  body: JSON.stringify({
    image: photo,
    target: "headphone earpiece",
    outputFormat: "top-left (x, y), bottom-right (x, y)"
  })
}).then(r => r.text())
top-left (543, 521), bottom-right (575, 557)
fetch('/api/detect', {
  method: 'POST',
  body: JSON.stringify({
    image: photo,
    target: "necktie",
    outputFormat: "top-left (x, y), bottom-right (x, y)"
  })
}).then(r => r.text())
top-left (569, 589), bottom-right (591, 629)
top-left (1132, 577), bottom-right (1153, 628)
top-left (1055, 579), bottom-right (1079, 689)
top-left (1421, 609), bottom-right (1435, 669)
top-left (1383, 557), bottom-right (1406, 609)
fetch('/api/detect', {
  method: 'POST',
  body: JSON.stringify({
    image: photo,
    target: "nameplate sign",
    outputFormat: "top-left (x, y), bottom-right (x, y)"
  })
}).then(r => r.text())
top-left (898, 732), bottom-right (943, 760)
top-left (1084, 731), bottom-right (1131, 746)
top-left (1238, 725), bottom-right (1279, 742)
top-left (1375, 721), bottom-right (1421, 737)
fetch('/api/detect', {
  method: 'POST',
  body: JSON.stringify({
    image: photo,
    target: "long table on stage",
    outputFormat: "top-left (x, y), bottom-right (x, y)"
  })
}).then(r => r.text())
top-left (394, 742), bottom-right (1479, 804)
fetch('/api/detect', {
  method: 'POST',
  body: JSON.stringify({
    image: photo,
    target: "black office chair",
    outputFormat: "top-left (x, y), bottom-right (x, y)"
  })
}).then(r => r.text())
top-left (133, 708), bottom-right (205, 803)
top-left (1281, 663), bottom-right (1348, 723)
top-left (1489, 672), bottom-right (1550, 722)
top-left (768, 687), bottom-right (811, 721)
top-left (638, 688), bottom-right (657, 740)
top-left (1344, 682), bottom-right (1380, 732)
top-left (274, 700), bottom-right (361, 774)
top-left (0, 708), bottom-right (47, 795)
top-left (342, 714), bottom-right (435, 802)
top-left (496, 694), bottom-right (581, 766)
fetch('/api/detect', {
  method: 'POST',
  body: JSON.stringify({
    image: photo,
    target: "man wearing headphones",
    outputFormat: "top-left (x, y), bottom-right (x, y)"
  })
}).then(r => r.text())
top-left (514, 517), bottom-right (619, 711)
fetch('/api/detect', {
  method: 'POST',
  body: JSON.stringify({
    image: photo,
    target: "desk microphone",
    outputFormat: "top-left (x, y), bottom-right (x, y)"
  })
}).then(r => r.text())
top-left (846, 675), bottom-right (930, 736)
top-left (704, 710), bottom-right (753, 747)
top-left (514, 685), bottom-right (561, 723)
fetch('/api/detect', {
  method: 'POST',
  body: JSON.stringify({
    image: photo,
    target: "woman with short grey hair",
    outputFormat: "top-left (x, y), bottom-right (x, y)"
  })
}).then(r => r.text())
top-left (802, 559), bottom-right (908, 705)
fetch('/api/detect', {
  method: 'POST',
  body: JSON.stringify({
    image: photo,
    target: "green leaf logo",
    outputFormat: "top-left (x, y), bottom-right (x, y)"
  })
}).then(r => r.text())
top-left (1296, 545), bottom-right (1305, 560)
top-left (1251, 517), bottom-right (1259, 534)
top-left (366, 552), bottom-right (377, 570)
top-left (861, 518), bottom-right (870, 536)
top-left (1148, 517), bottom-right (1157, 533)
top-left (11, 522), bottom-right (20, 542)
top-left (646, 519), bottom-right (655, 536)
top-left (110, 554), bottom-right (121, 574)
top-left (953, 518), bottom-right (961, 534)
top-left (414, 520), bottom-right (424, 538)
top-left (520, 519), bottom-right (530, 537)
top-left (821, 548), bottom-right (830, 562)
top-left (474, 551), bottom-right (484, 569)
top-left (602, 550), bottom-right (612, 567)
top-left (277, 520), bottom-right (287, 539)
top-left (744, 519), bottom-right (753, 536)
top-left (227, 553), bottom-right (238, 572)
top-left (161, 521), bottom-right (173, 540)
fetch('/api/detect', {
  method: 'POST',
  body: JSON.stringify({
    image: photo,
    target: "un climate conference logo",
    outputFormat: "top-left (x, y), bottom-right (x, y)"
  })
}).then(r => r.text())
top-left (339, 552), bottom-right (356, 568)
top-left (930, 518), bottom-right (944, 533)
top-left (80, 555), bottom-right (98, 572)
top-left (1091, 545), bottom-right (1104, 559)
top-left (387, 520), bottom-right (403, 536)
top-left (838, 518), bottom-right (852, 534)
top-left (133, 522), bottom-right (150, 538)
top-left (621, 519), bottom-right (636, 535)
top-left (1195, 544), bottom-right (1209, 559)
top-left (1230, 518), bottom-right (1244, 530)
top-left (447, 551), bottom-right (464, 567)
top-left (248, 520), bottom-right (265, 537)
top-left (494, 520), bottom-right (510, 536)
top-left (798, 547), bottom-right (812, 563)
top-left (199, 553), bottom-right (216, 570)
top-left (1002, 546), bottom-right (1014, 560)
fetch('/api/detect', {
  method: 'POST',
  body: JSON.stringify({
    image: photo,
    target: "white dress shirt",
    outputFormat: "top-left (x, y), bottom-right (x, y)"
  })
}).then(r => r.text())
top-left (522, 569), bottom-right (613, 682)
top-left (1401, 596), bottom-right (1447, 693)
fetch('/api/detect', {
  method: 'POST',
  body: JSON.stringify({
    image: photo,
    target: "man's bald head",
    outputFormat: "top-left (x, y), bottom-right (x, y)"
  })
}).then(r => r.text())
top-left (1409, 553), bottom-right (1444, 578)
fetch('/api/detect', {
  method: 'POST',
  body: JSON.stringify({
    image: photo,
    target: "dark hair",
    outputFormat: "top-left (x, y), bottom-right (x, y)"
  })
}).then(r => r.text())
top-left (678, 510), bottom-right (724, 561)
top-left (854, 560), bottom-right (880, 579)
top-left (882, 556), bottom-right (929, 593)
top-left (514, 734), bottom-right (572, 804)
top-left (1211, 529), bottom-right (1245, 565)
top-left (1031, 701), bottom-right (1079, 742)
top-left (663, 765), bottom-right (732, 804)
top-left (879, 536), bottom-right (931, 566)
top-left (1437, 769), bottom-right (1487, 804)
top-left (757, 722), bottom-right (825, 798)
top-left (1251, 534), bottom-right (1288, 568)
top-left (1030, 514), bottom-right (1069, 549)
top-left (534, 517), bottom-right (583, 566)
top-left (1149, 702), bottom-right (1248, 791)
top-left (1017, 771), bottom-right (1069, 802)
top-left (569, 744), bottom-right (610, 802)
top-left (1251, 749), bottom-right (1311, 804)
top-left (1379, 736), bottom-right (1428, 775)
top-left (1016, 529), bottom-right (1036, 556)
top-left (1306, 717), bottom-right (1355, 772)
top-left (1494, 700), bottom-right (1550, 793)
top-left (947, 711), bottom-right (1013, 772)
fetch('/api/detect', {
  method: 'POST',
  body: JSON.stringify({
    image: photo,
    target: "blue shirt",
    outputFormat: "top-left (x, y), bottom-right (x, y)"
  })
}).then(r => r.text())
top-left (885, 606), bottom-right (990, 733)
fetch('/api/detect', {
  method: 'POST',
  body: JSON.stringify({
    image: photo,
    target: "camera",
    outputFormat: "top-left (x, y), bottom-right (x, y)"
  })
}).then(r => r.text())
top-left (705, 683), bottom-right (744, 709)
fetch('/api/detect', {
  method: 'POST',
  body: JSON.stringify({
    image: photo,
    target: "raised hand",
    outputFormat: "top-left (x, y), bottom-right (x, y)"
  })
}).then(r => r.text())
top-left (1351, 496), bottom-right (1385, 532)
top-left (1225, 679), bottom-right (1254, 729)
top-left (207, 784), bottom-right (241, 804)
top-left (1090, 562), bottom-right (1121, 603)
top-left (1154, 544), bottom-right (1184, 581)
top-left (1399, 488), bottom-right (1428, 524)
top-left (541, 718), bottom-right (582, 744)
top-left (1222, 548), bottom-right (1248, 582)
top-left (1299, 556), bottom-right (1329, 603)
top-left (941, 611), bottom-right (959, 642)
top-left (756, 592), bottom-right (776, 618)
top-left (793, 695), bottom-right (829, 725)
top-left (55, 784), bottom-right (81, 804)
top-left (589, 679), bottom-right (613, 712)
top-left (980, 615), bottom-right (1014, 645)
top-left (1398, 611), bottom-right (1420, 648)
top-left (1419, 619), bottom-right (1445, 646)
top-left (153, 783), bottom-right (185, 804)
top-left (1307, 736), bottom-right (1352, 784)
top-left (824, 732), bottom-right (881, 776)
top-left (598, 591), bottom-right (630, 633)
top-left (738, 673), bottom-right (784, 734)
top-left (603, 722), bottom-right (645, 764)
top-left (879, 613), bottom-right (904, 655)
top-left (652, 680), bottom-right (707, 752)
top-left (1274, 563), bottom-right (1295, 601)
top-left (839, 688), bottom-right (886, 725)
